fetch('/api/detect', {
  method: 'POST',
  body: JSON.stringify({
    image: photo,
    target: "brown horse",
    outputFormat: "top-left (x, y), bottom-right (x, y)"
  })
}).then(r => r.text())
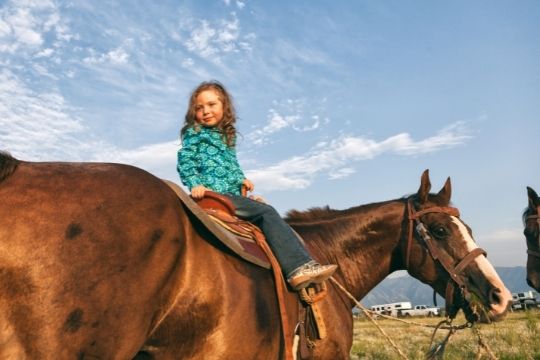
top-left (0, 152), bottom-right (511, 359)
top-left (524, 186), bottom-right (540, 291)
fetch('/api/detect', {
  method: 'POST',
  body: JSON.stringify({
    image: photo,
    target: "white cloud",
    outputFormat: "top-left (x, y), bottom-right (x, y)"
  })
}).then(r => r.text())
top-left (246, 121), bottom-right (473, 191)
top-left (9, 8), bottom-right (43, 45)
top-left (221, 0), bottom-right (244, 8)
top-left (107, 47), bottom-right (129, 64)
top-left (0, 0), bottom-right (70, 54)
top-left (83, 46), bottom-right (130, 65)
top-left (329, 167), bottom-right (355, 180)
top-left (181, 57), bottom-right (194, 67)
top-left (247, 100), bottom-right (324, 145)
top-left (217, 18), bottom-right (238, 45)
top-left (247, 109), bottom-right (297, 145)
top-left (185, 20), bottom-right (217, 57)
top-left (35, 47), bottom-right (53, 57)
top-left (180, 13), bottom-right (254, 62)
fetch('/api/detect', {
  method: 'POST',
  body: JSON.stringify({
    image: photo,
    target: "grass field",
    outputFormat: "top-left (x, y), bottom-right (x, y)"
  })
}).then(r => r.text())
top-left (350, 309), bottom-right (540, 359)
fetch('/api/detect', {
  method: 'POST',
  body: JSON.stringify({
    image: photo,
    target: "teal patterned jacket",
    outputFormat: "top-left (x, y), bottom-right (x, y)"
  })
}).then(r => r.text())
top-left (177, 127), bottom-right (245, 195)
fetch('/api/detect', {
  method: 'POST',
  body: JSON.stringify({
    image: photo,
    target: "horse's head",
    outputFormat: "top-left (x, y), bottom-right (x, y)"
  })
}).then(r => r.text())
top-left (524, 186), bottom-right (540, 292)
top-left (403, 170), bottom-right (512, 323)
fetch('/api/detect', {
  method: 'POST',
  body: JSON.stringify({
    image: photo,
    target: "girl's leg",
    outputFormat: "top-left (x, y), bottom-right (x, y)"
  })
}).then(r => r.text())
top-left (227, 195), bottom-right (336, 289)
top-left (227, 194), bottom-right (310, 275)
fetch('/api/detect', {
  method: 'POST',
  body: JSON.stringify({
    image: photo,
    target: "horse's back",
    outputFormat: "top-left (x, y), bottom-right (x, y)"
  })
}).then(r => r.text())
top-left (0, 159), bottom-right (187, 358)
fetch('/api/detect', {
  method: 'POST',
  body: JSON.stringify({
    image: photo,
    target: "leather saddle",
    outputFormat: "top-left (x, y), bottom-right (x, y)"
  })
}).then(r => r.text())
top-left (162, 180), bottom-right (271, 268)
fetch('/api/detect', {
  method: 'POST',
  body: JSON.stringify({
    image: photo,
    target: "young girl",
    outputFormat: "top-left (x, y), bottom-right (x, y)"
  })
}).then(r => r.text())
top-left (177, 80), bottom-right (337, 290)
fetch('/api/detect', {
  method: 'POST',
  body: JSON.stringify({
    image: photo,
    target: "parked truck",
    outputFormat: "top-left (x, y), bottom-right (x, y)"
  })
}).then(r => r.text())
top-left (511, 291), bottom-right (538, 311)
top-left (400, 304), bottom-right (440, 317)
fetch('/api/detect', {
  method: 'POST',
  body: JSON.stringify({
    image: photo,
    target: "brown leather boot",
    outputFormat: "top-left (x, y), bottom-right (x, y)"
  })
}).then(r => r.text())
top-left (287, 262), bottom-right (338, 291)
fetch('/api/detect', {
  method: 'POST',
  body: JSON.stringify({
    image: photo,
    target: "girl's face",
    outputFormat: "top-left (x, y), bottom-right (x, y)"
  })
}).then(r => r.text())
top-left (194, 89), bottom-right (224, 128)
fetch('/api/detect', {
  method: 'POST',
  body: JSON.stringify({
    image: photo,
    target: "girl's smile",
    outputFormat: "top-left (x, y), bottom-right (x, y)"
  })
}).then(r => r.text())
top-left (195, 90), bottom-right (224, 128)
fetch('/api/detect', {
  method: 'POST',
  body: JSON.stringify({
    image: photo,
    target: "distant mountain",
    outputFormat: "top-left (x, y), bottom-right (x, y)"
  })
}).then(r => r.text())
top-left (360, 266), bottom-right (532, 307)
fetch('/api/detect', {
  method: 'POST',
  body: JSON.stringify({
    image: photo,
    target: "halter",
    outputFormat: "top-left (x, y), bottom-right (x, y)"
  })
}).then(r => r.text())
top-left (405, 199), bottom-right (487, 319)
top-left (525, 206), bottom-right (540, 259)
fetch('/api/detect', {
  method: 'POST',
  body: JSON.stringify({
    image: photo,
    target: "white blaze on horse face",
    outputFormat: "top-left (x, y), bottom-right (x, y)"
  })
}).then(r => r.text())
top-left (451, 217), bottom-right (476, 253)
top-left (451, 216), bottom-right (512, 314)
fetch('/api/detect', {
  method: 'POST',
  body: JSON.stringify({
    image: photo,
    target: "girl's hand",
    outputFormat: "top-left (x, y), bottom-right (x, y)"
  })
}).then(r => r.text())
top-left (191, 185), bottom-right (209, 199)
top-left (242, 179), bottom-right (254, 192)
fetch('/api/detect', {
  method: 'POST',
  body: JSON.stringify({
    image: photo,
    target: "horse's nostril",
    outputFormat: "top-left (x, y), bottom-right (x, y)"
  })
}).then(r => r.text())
top-left (489, 288), bottom-right (502, 305)
top-left (527, 278), bottom-right (533, 287)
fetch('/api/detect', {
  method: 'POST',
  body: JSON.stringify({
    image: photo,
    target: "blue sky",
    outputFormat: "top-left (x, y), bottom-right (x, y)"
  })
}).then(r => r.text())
top-left (1, 0), bottom-right (539, 267)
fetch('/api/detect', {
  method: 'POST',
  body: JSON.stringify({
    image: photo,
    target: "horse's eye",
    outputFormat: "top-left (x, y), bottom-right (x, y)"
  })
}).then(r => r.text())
top-left (430, 226), bottom-right (447, 239)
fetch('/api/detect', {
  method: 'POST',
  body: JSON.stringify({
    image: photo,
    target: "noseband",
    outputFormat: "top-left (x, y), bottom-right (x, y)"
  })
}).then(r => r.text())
top-left (405, 199), bottom-right (487, 319)
top-left (526, 207), bottom-right (540, 259)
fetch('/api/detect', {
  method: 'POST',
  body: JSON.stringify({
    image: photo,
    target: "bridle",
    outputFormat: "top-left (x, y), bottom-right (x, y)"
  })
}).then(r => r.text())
top-left (405, 199), bottom-right (487, 319)
top-left (525, 206), bottom-right (540, 259)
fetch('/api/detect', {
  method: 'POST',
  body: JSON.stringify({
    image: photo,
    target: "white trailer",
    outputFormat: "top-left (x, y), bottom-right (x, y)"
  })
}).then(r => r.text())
top-left (370, 301), bottom-right (412, 317)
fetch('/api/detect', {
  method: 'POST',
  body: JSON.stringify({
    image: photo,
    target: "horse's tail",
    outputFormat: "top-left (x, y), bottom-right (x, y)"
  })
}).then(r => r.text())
top-left (0, 151), bottom-right (19, 183)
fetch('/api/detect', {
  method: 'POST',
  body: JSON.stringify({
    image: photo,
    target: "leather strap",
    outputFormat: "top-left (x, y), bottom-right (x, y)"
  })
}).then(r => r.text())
top-left (297, 318), bottom-right (312, 359)
top-left (526, 207), bottom-right (540, 258)
top-left (252, 228), bottom-right (294, 360)
top-left (298, 284), bottom-right (328, 340)
top-left (527, 249), bottom-right (540, 258)
top-left (454, 248), bottom-right (487, 274)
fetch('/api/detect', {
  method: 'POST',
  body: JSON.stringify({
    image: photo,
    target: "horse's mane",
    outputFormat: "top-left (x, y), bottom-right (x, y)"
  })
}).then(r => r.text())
top-left (284, 199), bottom-right (405, 254)
top-left (285, 205), bottom-right (339, 222)
top-left (284, 198), bottom-right (406, 224)
top-left (0, 151), bottom-right (19, 182)
top-left (284, 193), bottom-right (454, 224)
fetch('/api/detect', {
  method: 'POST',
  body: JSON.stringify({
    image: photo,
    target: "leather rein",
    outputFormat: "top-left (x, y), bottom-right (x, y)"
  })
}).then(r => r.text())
top-left (526, 206), bottom-right (540, 259)
top-left (405, 199), bottom-right (487, 319)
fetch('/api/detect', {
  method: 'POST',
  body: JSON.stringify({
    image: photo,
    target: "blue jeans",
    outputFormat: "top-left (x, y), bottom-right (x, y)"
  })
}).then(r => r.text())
top-left (227, 194), bottom-right (312, 276)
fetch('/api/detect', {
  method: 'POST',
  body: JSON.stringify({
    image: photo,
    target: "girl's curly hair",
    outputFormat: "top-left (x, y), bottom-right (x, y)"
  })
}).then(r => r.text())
top-left (181, 80), bottom-right (238, 147)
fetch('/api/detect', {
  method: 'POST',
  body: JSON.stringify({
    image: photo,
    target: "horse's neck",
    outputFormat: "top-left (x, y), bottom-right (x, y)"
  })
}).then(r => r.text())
top-left (291, 200), bottom-right (406, 305)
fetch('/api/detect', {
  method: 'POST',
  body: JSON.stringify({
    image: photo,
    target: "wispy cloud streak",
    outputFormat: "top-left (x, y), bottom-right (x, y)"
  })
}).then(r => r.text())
top-left (246, 121), bottom-right (473, 191)
top-left (246, 99), bottom-right (327, 145)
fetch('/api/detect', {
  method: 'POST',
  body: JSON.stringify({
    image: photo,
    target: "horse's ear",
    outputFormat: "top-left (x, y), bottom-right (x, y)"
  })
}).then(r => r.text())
top-left (437, 177), bottom-right (452, 205)
top-left (417, 169), bottom-right (431, 204)
top-left (527, 186), bottom-right (539, 209)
